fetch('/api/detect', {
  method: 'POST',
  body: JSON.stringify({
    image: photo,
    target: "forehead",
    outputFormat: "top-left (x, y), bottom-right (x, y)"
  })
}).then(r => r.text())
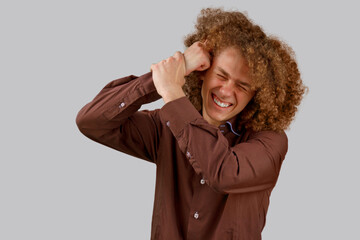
top-left (213, 47), bottom-right (251, 82)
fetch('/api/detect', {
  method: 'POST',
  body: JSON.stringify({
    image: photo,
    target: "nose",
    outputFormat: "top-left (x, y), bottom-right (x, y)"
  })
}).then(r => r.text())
top-left (219, 80), bottom-right (235, 98)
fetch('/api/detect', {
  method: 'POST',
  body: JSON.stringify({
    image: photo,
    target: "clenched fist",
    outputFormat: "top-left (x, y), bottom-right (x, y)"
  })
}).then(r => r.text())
top-left (184, 41), bottom-right (211, 76)
top-left (150, 51), bottom-right (186, 103)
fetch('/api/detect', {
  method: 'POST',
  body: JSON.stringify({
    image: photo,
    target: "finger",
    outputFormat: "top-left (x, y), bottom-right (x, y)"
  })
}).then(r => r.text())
top-left (173, 51), bottom-right (185, 64)
top-left (197, 40), bottom-right (206, 48)
top-left (173, 51), bottom-right (183, 59)
top-left (202, 50), bottom-right (212, 65)
top-left (198, 64), bottom-right (206, 71)
top-left (202, 39), bottom-right (212, 52)
top-left (160, 56), bottom-right (171, 64)
top-left (199, 58), bottom-right (211, 71)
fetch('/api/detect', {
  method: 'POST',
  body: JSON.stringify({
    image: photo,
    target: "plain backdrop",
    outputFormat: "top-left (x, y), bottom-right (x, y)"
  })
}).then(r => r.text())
top-left (1, 0), bottom-right (359, 239)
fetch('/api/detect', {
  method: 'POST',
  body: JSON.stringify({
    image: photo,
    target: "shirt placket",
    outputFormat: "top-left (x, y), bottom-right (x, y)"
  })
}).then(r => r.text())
top-left (185, 151), bottom-right (208, 240)
top-left (219, 124), bottom-right (226, 134)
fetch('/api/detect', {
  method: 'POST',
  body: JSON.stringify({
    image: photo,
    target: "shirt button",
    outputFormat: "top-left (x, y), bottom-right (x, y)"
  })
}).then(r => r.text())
top-left (119, 102), bottom-right (125, 108)
top-left (166, 121), bottom-right (170, 127)
top-left (193, 212), bottom-right (199, 219)
top-left (200, 178), bottom-right (205, 185)
top-left (186, 151), bottom-right (191, 158)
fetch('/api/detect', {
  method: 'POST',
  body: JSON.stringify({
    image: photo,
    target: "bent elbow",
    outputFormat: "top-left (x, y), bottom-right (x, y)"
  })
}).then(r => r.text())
top-left (205, 169), bottom-right (278, 194)
top-left (207, 178), bottom-right (276, 194)
top-left (75, 107), bottom-right (95, 137)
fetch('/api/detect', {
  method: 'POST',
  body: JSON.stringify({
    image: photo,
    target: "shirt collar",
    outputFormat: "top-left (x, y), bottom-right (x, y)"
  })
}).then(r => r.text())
top-left (225, 115), bottom-right (243, 136)
top-left (199, 109), bottom-right (243, 136)
top-left (217, 115), bottom-right (243, 137)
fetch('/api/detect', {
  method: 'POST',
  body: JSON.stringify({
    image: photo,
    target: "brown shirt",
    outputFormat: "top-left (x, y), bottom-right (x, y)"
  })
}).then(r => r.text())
top-left (76, 72), bottom-right (288, 240)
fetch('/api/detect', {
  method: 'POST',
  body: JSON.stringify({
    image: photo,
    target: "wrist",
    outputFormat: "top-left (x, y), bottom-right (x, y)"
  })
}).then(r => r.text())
top-left (162, 87), bottom-right (186, 104)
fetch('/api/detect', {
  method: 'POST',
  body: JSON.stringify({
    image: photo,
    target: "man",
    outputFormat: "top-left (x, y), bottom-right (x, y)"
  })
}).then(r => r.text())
top-left (76, 8), bottom-right (306, 240)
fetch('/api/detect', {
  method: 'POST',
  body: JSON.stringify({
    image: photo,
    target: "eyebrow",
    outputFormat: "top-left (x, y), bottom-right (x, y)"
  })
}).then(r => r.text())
top-left (216, 66), bottom-right (252, 89)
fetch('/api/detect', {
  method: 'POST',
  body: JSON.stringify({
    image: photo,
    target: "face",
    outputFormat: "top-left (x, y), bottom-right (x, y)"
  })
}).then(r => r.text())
top-left (201, 47), bottom-right (255, 126)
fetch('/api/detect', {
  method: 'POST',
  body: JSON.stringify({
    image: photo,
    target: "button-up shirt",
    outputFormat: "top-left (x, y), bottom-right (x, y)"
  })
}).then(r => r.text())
top-left (76, 72), bottom-right (288, 240)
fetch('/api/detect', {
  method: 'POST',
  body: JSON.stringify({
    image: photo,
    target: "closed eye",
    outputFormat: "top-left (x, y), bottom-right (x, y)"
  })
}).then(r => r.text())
top-left (236, 83), bottom-right (247, 91)
top-left (216, 74), bottom-right (226, 80)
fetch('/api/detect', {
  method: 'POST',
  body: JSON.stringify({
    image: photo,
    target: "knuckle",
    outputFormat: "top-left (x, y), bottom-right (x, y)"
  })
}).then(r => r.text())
top-left (173, 51), bottom-right (181, 59)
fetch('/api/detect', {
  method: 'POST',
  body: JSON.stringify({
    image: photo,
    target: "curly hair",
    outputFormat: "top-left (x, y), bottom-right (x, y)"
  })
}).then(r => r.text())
top-left (182, 8), bottom-right (308, 132)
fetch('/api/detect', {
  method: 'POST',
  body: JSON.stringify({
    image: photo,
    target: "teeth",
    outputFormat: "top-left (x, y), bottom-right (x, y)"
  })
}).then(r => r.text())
top-left (213, 95), bottom-right (231, 108)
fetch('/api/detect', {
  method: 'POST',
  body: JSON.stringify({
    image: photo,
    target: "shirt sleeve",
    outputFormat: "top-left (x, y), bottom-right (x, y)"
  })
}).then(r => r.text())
top-left (159, 96), bottom-right (288, 194)
top-left (76, 72), bottom-right (162, 164)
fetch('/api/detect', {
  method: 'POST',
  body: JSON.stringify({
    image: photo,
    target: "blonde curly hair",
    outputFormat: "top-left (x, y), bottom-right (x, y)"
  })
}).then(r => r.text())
top-left (182, 8), bottom-right (307, 132)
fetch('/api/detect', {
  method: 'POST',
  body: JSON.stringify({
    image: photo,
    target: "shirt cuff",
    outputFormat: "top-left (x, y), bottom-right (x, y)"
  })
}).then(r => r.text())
top-left (140, 72), bottom-right (159, 97)
top-left (159, 96), bottom-right (203, 137)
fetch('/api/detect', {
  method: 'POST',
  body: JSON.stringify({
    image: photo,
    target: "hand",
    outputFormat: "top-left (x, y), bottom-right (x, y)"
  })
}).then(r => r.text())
top-left (183, 41), bottom-right (211, 76)
top-left (150, 51), bottom-right (186, 103)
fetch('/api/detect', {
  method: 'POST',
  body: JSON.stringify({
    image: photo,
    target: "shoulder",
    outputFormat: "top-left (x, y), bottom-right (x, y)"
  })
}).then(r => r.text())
top-left (249, 129), bottom-right (287, 142)
top-left (246, 129), bottom-right (288, 160)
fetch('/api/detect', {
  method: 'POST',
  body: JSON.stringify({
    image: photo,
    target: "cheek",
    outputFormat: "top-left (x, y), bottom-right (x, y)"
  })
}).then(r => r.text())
top-left (200, 82), bottom-right (205, 99)
top-left (235, 93), bottom-right (253, 108)
top-left (202, 79), bottom-right (212, 95)
top-left (204, 78), bottom-right (221, 91)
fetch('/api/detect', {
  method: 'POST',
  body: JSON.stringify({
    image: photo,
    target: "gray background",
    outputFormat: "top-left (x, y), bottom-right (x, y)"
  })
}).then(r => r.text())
top-left (1, 0), bottom-right (359, 239)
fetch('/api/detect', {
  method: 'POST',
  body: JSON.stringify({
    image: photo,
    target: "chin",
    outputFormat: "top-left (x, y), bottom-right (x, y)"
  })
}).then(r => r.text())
top-left (209, 113), bottom-right (228, 124)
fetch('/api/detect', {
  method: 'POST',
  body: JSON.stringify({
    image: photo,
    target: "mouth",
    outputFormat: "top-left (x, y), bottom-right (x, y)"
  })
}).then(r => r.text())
top-left (211, 93), bottom-right (233, 108)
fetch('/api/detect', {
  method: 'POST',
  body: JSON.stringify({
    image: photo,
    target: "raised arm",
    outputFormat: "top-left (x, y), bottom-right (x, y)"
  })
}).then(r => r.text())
top-left (159, 97), bottom-right (288, 194)
top-left (76, 72), bottom-right (162, 163)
